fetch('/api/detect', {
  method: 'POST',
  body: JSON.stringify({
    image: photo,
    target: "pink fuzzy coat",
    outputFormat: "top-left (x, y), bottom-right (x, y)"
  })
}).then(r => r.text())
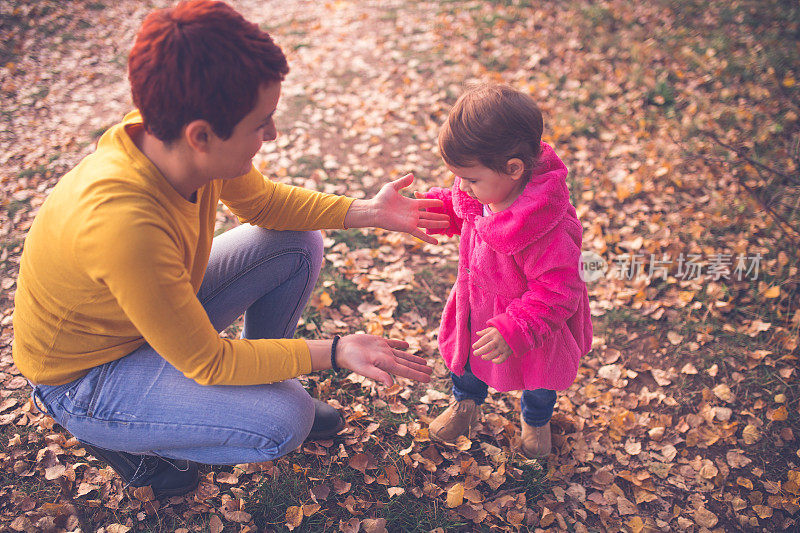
top-left (426, 143), bottom-right (592, 391)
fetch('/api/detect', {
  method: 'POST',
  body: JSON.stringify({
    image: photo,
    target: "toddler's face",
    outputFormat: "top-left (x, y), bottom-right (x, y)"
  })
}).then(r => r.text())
top-left (446, 162), bottom-right (524, 212)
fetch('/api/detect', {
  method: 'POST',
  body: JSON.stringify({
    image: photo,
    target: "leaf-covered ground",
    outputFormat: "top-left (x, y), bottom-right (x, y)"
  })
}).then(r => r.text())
top-left (1, 1), bottom-right (798, 531)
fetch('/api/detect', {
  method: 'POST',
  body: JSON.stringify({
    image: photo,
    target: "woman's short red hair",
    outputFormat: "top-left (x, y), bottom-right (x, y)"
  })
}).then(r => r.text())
top-left (128, 0), bottom-right (288, 143)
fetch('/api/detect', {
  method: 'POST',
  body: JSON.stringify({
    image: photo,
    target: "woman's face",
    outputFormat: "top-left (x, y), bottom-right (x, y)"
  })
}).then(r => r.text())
top-left (209, 82), bottom-right (281, 180)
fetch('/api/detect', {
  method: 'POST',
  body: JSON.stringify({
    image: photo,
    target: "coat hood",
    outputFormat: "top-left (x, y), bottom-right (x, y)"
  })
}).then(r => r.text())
top-left (451, 142), bottom-right (571, 255)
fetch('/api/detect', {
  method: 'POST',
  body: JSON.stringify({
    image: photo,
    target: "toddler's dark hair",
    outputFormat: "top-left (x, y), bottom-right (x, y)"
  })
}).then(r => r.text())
top-left (439, 83), bottom-right (543, 180)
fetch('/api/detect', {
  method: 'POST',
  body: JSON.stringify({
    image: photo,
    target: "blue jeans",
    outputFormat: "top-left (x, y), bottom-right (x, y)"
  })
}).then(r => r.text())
top-left (451, 365), bottom-right (556, 427)
top-left (32, 225), bottom-right (323, 465)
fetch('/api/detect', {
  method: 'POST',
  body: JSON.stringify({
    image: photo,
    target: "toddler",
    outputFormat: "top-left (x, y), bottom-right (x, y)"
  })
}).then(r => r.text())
top-left (420, 83), bottom-right (592, 459)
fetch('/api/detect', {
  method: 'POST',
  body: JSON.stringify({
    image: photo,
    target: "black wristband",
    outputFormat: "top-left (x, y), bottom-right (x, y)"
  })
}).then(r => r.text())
top-left (331, 335), bottom-right (342, 373)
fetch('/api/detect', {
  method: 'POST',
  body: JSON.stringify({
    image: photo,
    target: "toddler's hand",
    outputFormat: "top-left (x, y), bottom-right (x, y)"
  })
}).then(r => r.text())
top-left (473, 327), bottom-right (512, 364)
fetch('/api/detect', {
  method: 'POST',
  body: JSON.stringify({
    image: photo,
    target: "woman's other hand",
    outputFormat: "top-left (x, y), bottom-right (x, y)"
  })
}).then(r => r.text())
top-left (336, 334), bottom-right (433, 386)
top-left (343, 174), bottom-right (450, 244)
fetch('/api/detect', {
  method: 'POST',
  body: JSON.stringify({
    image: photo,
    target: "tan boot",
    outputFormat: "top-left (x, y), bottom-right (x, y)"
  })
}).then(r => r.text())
top-left (429, 400), bottom-right (480, 443)
top-left (520, 418), bottom-right (552, 459)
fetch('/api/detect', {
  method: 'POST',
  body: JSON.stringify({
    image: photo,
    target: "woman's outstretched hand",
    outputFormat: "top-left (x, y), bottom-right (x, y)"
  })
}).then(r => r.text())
top-left (336, 334), bottom-right (433, 386)
top-left (343, 174), bottom-right (450, 244)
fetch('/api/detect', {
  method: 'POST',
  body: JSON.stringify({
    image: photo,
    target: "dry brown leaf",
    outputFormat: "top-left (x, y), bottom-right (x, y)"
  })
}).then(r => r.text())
top-left (339, 518), bottom-right (360, 533)
top-left (348, 453), bottom-right (372, 473)
top-left (131, 485), bottom-right (154, 502)
top-left (446, 482), bottom-right (464, 508)
top-left (455, 435), bottom-right (472, 451)
top-left (285, 506), bottom-right (303, 530)
top-left (726, 449), bottom-right (752, 468)
top-left (693, 507), bottom-right (718, 528)
top-left (209, 515), bottom-right (223, 533)
top-left (302, 503), bottom-right (321, 517)
top-left (627, 516), bottom-right (645, 533)
top-left (617, 496), bottom-right (638, 515)
top-left (712, 384), bottom-right (734, 403)
top-left (333, 478), bottom-right (352, 495)
top-left (753, 504), bottom-right (773, 519)
top-left (216, 471), bottom-right (239, 484)
top-left (743, 424), bottom-right (761, 445)
top-left (361, 518), bottom-right (388, 533)
top-left (769, 405), bottom-right (788, 421)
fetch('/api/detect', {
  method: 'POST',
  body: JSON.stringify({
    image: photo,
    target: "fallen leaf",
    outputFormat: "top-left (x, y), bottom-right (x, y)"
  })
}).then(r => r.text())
top-left (769, 405), bottom-right (788, 421)
top-left (446, 483), bottom-right (464, 508)
top-left (627, 516), bottom-right (645, 533)
top-left (302, 503), bottom-right (321, 516)
top-left (693, 507), bottom-right (718, 528)
top-left (743, 424), bottom-right (761, 445)
top-left (753, 505), bottom-right (773, 519)
top-left (712, 384), bottom-right (735, 403)
top-left (361, 518), bottom-right (388, 533)
top-left (334, 478), bottom-right (352, 495)
top-left (208, 515), bottom-right (223, 533)
top-left (285, 506), bottom-right (303, 530)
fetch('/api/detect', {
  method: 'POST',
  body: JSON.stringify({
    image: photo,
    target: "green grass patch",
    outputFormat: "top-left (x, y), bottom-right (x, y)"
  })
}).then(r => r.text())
top-left (380, 493), bottom-right (466, 532)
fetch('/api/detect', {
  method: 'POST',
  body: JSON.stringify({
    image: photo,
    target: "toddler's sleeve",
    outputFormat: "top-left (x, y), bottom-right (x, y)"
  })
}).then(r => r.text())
top-left (487, 222), bottom-right (585, 355)
top-left (423, 187), bottom-right (462, 237)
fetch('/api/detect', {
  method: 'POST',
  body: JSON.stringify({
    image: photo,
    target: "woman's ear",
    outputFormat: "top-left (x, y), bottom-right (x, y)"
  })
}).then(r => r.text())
top-left (184, 120), bottom-right (214, 153)
top-left (505, 158), bottom-right (525, 181)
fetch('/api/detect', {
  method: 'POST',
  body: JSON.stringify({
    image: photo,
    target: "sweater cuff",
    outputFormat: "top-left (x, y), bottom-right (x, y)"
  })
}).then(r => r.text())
top-left (293, 338), bottom-right (314, 375)
top-left (487, 313), bottom-right (531, 357)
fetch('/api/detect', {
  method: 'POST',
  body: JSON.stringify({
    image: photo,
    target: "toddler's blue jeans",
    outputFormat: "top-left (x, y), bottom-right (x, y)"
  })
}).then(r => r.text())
top-left (31, 225), bottom-right (323, 465)
top-left (451, 363), bottom-right (557, 427)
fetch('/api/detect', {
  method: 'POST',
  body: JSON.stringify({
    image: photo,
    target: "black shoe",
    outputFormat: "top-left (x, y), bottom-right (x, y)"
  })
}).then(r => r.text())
top-left (81, 442), bottom-right (199, 498)
top-left (305, 399), bottom-right (345, 441)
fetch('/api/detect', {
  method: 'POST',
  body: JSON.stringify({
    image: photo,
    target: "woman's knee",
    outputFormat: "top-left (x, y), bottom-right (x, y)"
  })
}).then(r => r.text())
top-left (295, 230), bottom-right (323, 275)
top-left (258, 380), bottom-right (315, 456)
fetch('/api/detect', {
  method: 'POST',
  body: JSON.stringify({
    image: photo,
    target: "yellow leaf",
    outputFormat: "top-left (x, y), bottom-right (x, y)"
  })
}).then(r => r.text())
top-left (455, 435), bottom-right (472, 451)
top-left (763, 286), bottom-right (781, 299)
top-left (783, 75), bottom-right (796, 88)
top-left (667, 331), bottom-right (683, 345)
top-left (693, 507), bottom-right (718, 528)
top-left (366, 320), bottom-right (384, 336)
top-left (285, 506), bottom-right (303, 530)
top-left (712, 384), bottom-right (735, 403)
top-left (627, 516), bottom-right (645, 533)
top-left (678, 291), bottom-right (695, 304)
top-left (446, 482), bottom-right (464, 508)
top-left (769, 406), bottom-right (788, 421)
top-left (319, 291), bottom-right (333, 307)
top-left (737, 476), bottom-right (754, 490)
top-left (302, 503), bottom-right (321, 517)
top-left (743, 424), bottom-right (761, 445)
top-left (753, 504), bottom-right (773, 519)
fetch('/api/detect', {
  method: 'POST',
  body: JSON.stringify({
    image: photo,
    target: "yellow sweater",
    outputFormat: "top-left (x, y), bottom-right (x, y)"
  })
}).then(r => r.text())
top-left (13, 111), bottom-right (353, 386)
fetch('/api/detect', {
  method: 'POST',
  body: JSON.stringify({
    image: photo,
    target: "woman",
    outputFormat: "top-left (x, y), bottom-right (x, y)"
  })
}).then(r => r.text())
top-left (12, 0), bottom-right (447, 497)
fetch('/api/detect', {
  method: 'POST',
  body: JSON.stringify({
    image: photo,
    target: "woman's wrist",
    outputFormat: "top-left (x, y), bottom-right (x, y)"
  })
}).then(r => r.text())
top-left (330, 335), bottom-right (342, 372)
top-left (306, 339), bottom-right (336, 371)
top-left (343, 199), bottom-right (376, 229)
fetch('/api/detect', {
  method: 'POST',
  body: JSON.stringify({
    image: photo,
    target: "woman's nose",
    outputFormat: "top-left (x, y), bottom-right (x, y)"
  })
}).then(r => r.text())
top-left (263, 124), bottom-right (277, 142)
